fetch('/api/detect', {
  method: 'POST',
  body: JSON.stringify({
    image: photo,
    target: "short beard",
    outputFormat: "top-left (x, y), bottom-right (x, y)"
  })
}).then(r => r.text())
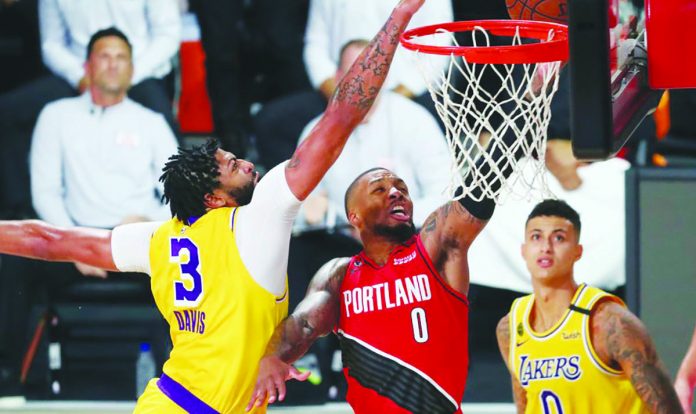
top-left (229, 181), bottom-right (255, 206)
top-left (374, 221), bottom-right (416, 242)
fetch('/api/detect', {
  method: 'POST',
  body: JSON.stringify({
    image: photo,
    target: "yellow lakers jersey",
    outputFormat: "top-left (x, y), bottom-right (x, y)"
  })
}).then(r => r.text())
top-left (509, 284), bottom-right (649, 414)
top-left (148, 207), bottom-right (288, 413)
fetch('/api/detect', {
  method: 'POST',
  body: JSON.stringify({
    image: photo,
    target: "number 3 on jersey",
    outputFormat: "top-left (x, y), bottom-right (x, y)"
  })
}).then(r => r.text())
top-left (170, 238), bottom-right (204, 307)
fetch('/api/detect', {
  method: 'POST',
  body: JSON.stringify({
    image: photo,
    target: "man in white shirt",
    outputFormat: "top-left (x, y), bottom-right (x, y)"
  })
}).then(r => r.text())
top-left (304, 0), bottom-right (452, 103)
top-left (29, 27), bottom-right (177, 278)
top-left (31, 27), bottom-right (177, 232)
top-left (0, 0), bottom-right (180, 217)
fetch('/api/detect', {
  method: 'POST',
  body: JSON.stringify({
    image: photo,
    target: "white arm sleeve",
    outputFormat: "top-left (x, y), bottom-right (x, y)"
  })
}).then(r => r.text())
top-left (111, 222), bottom-right (163, 275)
top-left (234, 161), bottom-right (302, 296)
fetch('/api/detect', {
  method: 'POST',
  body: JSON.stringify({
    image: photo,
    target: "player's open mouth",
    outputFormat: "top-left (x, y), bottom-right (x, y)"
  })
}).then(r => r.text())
top-left (389, 206), bottom-right (410, 221)
top-left (537, 258), bottom-right (553, 268)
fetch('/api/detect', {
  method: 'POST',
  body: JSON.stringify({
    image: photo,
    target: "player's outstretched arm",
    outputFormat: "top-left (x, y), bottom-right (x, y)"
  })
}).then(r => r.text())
top-left (247, 258), bottom-right (349, 411)
top-left (284, 0), bottom-right (424, 201)
top-left (0, 220), bottom-right (116, 271)
top-left (593, 301), bottom-right (683, 414)
top-left (419, 200), bottom-right (488, 295)
top-left (496, 314), bottom-right (528, 413)
top-left (675, 323), bottom-right (696, 414)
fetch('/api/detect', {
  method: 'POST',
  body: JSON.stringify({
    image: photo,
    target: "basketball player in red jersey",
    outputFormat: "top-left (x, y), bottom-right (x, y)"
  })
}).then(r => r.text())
top-left (247, 162), bottom-right (502, 413)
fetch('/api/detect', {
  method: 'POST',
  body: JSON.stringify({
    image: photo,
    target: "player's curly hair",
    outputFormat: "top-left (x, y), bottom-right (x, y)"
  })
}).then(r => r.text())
top-left (160, 139), bottom-right (220, 224)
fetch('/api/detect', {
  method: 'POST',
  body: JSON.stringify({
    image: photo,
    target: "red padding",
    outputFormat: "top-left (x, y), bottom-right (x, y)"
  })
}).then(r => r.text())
top-left (646, 0), bottom-right (696, 89)
top-left (178, 41), bottom-right (214, 134)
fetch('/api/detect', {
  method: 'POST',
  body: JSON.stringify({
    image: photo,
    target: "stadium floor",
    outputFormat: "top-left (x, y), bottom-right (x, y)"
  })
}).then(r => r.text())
top-left (0, 401), bottom-right (516, 413)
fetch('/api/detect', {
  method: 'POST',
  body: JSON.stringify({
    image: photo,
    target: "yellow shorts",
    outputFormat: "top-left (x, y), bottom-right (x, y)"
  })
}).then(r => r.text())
top-left (133, 378), bottom-right (187, 414)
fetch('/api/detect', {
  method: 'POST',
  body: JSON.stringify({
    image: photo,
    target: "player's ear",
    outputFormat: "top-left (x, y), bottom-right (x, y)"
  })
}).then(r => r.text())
top-left (575, 244), bottom-right (583, 262)
top-left (348, 211), bottom-right (361, 228)
top-left (203, 192), bottom-right (225, 209)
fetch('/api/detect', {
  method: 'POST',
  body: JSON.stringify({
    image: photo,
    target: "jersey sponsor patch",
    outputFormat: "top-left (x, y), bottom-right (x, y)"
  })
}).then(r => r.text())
top-left (393, 251), bottom-right (416, 266)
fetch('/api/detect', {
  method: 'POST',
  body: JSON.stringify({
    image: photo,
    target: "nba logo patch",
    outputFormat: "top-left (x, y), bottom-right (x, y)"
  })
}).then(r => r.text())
top-left (350, 260), bottom-right (362, 273)
top-left (517, 322), bottom-right (524, 337)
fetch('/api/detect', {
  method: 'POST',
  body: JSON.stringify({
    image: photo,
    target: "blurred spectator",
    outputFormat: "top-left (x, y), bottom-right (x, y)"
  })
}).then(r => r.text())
top-left (190, 0), bottom-right (309, 157)
top-left (295, 39), bottom-right (450, 233)
top-left (30, 27), bottom-right (176, 275)
top-left (304, 0), bottom-right (451, 105)
top-left (0, 0), bottom-right (180, 217)
top-left (0, 28), bottom-right (176, 396)
top-left (255, 0), bottom-right (452, 170)
top-left (30, 27), bottom-right (176, 227)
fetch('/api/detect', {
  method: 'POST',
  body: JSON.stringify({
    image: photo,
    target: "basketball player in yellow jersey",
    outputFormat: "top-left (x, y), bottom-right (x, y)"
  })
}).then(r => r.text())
top-left (0, 0), bottom-right (428, 411)
top-left (496, 199), bottom-right (682, 414)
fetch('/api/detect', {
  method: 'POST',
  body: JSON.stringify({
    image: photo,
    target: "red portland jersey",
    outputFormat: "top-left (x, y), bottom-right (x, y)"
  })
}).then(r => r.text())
top-left (337, 235), bottom-right (469, 414)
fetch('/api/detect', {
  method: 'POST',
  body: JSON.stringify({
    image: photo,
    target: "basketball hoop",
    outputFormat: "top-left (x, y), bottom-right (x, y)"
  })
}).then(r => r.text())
top-left (400, 20), bottom-right (568, 203)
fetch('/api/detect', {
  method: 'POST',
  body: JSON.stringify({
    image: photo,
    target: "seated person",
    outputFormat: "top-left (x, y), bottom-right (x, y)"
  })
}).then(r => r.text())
top-left (0, 0), bottom-right (180, 216)
top-left (0, 28), bottom-right (176, 396)
top-left (294, 39), bottom-right (451, 233)
top-left (30, 27), bottom-right (176, 234)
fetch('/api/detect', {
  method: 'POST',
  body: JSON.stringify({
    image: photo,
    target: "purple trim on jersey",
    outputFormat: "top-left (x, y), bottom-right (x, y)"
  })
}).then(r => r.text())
top-left (230, 207), bottom-right (238, 230)
top-left (187, 215), bottom-right (200, 225)
top-left (157, 373), bottom-right (219, 414)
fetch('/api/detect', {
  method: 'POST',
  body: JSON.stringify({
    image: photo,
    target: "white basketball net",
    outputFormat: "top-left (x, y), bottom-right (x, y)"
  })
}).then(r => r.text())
top-left (407, 26), bottom-right (564, 204)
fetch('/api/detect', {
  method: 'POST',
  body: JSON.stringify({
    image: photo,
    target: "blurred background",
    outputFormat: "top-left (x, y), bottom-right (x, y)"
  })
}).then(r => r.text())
top-left (0, 0), bottom-right (694, 410)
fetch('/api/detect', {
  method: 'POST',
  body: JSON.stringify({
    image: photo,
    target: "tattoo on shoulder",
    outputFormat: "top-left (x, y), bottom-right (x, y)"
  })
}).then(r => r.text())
top-left (317, 258), bottom-right (349, 296)
top-left (451, 201), bottom-right (481, 224)
top-left (422, 214), bottom-right (437, 234)
top-left (603, 305), bottom-right (681, 413)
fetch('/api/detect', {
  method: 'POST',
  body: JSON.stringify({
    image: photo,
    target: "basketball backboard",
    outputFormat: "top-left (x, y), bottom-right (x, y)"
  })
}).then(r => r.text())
top-left (568, 0), bottom-right (696, 160)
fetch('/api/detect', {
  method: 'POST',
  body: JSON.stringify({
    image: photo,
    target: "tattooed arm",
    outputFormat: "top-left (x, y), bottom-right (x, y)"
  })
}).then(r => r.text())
top-left (418, 200), bottom-right (487, 296)
top-left (496, 314), bottom-right (528, 413)
top-left (284, 0), bottom-right (424, 201)
top-left (592, 301), bottom-right (683, 414)
top-left (247, 258), bottom-right (349, 411)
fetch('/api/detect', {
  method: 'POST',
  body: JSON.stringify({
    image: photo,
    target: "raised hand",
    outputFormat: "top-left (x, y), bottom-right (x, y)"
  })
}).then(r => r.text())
top-left (245, 355), bottom-right (311, 412)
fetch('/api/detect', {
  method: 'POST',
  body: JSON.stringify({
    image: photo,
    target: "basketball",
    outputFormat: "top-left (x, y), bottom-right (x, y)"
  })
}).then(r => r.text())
top-left (506, 0), bottom-right (568, 24)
